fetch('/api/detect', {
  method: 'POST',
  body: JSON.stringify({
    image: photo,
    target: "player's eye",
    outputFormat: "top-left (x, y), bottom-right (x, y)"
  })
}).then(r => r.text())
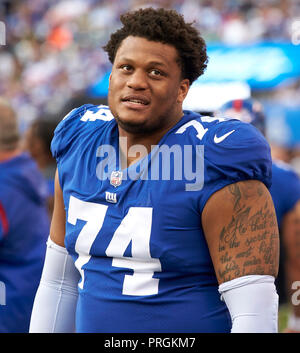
top-left (149, 69), bottom-right (163, 77)
top-left (120, 64), bottom-right (133, 72)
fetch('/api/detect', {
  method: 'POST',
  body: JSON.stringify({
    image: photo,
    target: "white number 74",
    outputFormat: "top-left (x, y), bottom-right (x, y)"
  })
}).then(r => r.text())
top-left (68, 195), bottom-right (161, 296)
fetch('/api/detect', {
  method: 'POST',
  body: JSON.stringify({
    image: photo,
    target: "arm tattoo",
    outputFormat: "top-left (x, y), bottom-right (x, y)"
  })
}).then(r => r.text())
top-left (228, 184), bottom-right (242, 211)
top-left (217, 182), bottom-right (279, 283)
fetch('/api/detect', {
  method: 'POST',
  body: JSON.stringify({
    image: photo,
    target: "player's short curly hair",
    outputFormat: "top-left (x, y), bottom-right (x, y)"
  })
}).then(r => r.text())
top-left (103, 7), bottom-right (208, 84)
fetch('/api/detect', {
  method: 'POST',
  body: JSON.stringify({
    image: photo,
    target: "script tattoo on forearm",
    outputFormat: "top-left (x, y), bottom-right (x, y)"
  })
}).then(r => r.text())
top-left (218, 182), bottom-right (279, 282)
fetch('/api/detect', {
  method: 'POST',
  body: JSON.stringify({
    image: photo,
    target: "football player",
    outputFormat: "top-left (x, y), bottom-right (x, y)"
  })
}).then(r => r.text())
top-left (219, 98), bottom-right (300, 332)
top-left (30, 8), bottom-right (279, 333)
top-left (0, 99), bottom-right (50, 332)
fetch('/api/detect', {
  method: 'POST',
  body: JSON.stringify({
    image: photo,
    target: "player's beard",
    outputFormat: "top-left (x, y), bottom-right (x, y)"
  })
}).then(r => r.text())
top-left (113, 113), bottom-right (164, 137)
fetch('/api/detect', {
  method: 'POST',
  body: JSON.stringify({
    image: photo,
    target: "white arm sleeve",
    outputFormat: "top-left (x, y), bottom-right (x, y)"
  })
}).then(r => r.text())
top-left (29, 237), bottom-right (80, 333)
top-left (218, 275), bottom-right (279, 333)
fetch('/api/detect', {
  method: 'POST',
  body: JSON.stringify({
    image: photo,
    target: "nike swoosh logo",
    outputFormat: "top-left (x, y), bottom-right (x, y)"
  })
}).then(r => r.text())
top-left (214, 130), bottom-right (235, 143)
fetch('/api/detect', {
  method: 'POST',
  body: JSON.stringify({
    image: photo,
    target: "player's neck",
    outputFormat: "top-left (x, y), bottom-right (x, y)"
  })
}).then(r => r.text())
top-left (118, 111), bottom-right (184, 167)
top-left (0, 148), bottom-right (22, 162)
top-left (118, 133), bottom-right (155, 167)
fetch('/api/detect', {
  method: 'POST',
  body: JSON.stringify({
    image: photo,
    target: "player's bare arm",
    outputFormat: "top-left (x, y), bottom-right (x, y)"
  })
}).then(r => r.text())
top-left (49, 169), bottom-right (66, 247)
top-left (202, 179), bottom-right (279, 284)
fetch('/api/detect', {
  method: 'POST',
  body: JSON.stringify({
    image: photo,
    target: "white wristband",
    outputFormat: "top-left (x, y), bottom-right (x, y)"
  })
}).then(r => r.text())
top-left (219, 275), bottom-right (279, 333)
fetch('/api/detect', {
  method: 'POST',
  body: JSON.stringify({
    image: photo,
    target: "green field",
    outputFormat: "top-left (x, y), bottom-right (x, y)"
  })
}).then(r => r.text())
top-left (278, 304), bottom-right (290, 332)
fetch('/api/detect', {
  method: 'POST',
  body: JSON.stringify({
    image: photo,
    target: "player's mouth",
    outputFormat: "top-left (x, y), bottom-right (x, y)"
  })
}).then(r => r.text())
top-left (121, 95), bottom-right (150, 109)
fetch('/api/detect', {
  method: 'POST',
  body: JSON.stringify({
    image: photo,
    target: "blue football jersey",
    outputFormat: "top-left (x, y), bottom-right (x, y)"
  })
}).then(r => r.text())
top-left (0, 153), bottom-right (50, 332)
top-left (270, 161), bottom-right (300, 228)
top-left (51, 105), bottom-right (272, 333)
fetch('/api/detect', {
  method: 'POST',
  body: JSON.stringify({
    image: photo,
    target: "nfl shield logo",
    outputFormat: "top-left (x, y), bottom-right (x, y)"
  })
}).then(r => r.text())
top-left (110, 171), bottom-right (123, 187)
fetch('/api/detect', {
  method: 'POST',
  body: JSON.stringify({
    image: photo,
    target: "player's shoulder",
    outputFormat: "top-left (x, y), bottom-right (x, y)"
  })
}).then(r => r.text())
top-left (51, 104), bottom-right (115, 161)
top-left (178, 112), bottom-right (273, 210)
top-left (56, 104), bottom-right (113, 130)
top-left (176, 110), bottom-right (268, 148)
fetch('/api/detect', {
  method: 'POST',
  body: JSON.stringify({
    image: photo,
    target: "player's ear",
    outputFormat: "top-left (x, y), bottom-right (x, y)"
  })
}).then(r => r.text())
top-left (177, 79), bottom-right (190, 104)
top-left (108, 72), bottom-right (112, 91)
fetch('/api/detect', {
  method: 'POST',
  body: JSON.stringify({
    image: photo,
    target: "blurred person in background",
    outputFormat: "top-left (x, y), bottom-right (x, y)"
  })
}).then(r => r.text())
top-left (0, 98), bottom-right (50, 332)
top-left (219, 98), bottom-right (300, 333)
top-left (22, 119), bottom-right (58, 216)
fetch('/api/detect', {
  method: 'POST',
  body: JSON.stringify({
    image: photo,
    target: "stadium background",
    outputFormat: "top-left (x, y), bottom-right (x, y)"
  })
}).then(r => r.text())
top-left (1, 0), bottom-right (300, 332)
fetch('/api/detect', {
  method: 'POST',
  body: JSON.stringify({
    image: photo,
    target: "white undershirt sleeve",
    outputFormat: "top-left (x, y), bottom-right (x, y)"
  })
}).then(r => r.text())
top-left (218, 275), bottom-right (279, 333)
top-left (29, 237), bottom-right (81, 333)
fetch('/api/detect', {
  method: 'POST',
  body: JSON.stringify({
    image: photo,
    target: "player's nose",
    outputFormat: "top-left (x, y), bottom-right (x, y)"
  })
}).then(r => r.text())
top-left (127, 69), bottom-right (148, 90)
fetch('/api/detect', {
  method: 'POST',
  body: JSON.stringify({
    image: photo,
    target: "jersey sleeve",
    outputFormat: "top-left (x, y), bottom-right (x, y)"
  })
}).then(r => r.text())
top-left (199, 120), bottom-right (272, 212)
top-left (50, 104), bottom-right (94, 162)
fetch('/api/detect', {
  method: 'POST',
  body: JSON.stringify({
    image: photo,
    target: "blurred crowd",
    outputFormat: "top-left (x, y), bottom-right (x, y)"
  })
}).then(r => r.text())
top-left (1, 0), bottom-right (300, 132)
